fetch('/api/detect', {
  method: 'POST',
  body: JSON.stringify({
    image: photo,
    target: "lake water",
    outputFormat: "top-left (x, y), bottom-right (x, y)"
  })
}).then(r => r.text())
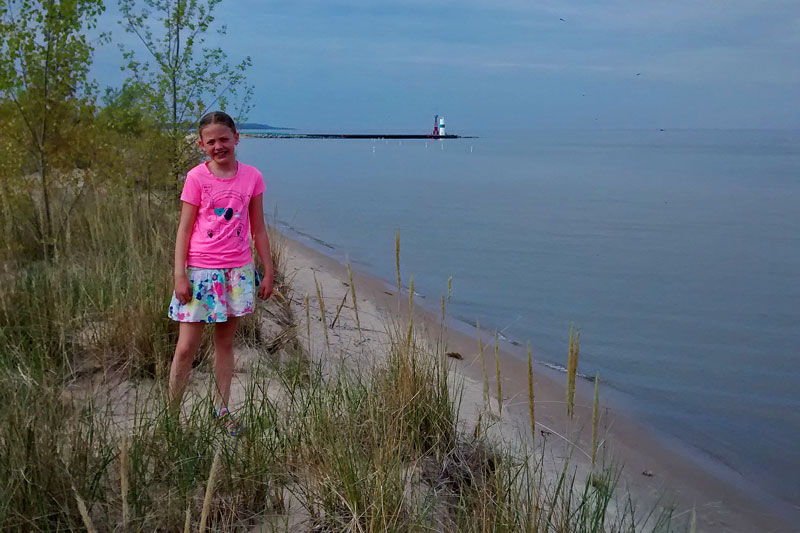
top-left (238, 129), bottom-right (800, 510)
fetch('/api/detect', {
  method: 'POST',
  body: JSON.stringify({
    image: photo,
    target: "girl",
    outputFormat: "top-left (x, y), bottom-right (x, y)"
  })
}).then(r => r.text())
top-left (167, 111), bottom-right (274, 435)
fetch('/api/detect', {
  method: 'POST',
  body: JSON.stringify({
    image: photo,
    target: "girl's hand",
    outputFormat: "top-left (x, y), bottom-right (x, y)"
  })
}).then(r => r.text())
top-left (175, 273), bottom-right (193, 304)
top-left (248, 194), bottom-right (274, 301)
top-left (258, 268), bottom-right (274, 300)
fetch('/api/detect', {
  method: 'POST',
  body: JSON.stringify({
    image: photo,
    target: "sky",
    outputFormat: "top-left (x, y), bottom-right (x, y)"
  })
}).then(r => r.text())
top-left (92, 0), bottom-right (800, 133)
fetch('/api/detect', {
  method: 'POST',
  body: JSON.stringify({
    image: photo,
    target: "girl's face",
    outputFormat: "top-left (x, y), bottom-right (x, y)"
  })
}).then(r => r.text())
top-left (198, 123), bottom-right (239, 166)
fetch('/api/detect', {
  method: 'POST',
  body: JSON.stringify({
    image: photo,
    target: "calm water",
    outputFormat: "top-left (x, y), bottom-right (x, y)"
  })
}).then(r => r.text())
top-left (239, 129), bottom-right (800, 508)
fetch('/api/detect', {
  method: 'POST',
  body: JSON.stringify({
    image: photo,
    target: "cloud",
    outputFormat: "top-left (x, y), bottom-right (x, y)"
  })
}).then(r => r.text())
top-left (91, 0), bottom-right (800, 127)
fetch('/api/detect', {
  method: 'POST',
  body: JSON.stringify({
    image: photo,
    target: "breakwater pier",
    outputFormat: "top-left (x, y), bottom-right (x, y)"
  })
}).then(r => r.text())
top-left (243, 133), bottom-right (470, 139)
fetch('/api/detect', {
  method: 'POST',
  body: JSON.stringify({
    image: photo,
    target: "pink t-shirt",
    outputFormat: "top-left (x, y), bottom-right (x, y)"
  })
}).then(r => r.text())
top-left (180, 161), bottom-right (266, 268)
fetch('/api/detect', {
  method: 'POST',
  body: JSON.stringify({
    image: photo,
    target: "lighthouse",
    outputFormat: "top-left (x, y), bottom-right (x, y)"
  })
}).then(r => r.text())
top-left (432, 115), bottom-right (446, 136)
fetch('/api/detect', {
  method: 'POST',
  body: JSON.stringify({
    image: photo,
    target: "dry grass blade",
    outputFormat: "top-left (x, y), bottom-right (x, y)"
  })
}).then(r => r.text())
top-left (527, 341), bottom-right (535, 444)
top-left (406, 275), bottom-right (415, 354)
top-left (184, 505), bottom-right (192, 533)
top-left (305, 292), bottom-right (311, 352)
top-left (592, 372), bottom-right (599, 466)
top-left (330, 290), bottom-right (348, 329)
top-left (346, 256), bottom-right (361, 332)
top-left (566, 324), bottom-right (580, 418)
top-left (265, 325), bottom-right (297, 353)
top-left (313, 272), bottom-right (329, 349)
top-left (73, 488), bottom-right (96, 533)
top-left (395, 229), bottom-right (401, 291)
top-left (567, 324), bottom-right (574, 417)
top-left (447, 276), bottom-right (452, 302)
top-left (408, 274), bottom-right (414, 310)
top-left (477, 322), bottom-right (489, 409)
top-left (199, 447), bottom-right (222, 533)
top-left (120, 434), bottom-right (129, 528)
top-left (494, 331), bottom-right (502, 417)
top-left (271, 287), bottom-right (288, 303)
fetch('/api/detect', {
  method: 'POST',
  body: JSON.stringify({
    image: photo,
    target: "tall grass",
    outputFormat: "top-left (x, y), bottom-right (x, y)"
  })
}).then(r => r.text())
top-left (494, 331), bottom-right (503, 417)
top-left (477, 322), bottom-right (489, 410)
top-left (1, 189), bottom-right (176, 378)
top-left (346, 255), bottom-right (361, 333)
top-left (527, 341), bottom-right (535, 444)
top-left (313, 272), bottom-right (329, 349)
top-left (0, 183), bottom-right (679, 531)
top-left (566, 324), bottom-right (581, 418)
top-left (592, 372), bottom-right (600, 466)
top-left (304, 292), bottom-right (311, 353)
top-left (395, 229), bottom-right (401, 291)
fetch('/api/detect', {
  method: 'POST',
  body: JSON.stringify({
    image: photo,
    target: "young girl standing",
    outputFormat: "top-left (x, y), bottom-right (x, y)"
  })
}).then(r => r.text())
top-left (168, 111), bottom-right (273, 434)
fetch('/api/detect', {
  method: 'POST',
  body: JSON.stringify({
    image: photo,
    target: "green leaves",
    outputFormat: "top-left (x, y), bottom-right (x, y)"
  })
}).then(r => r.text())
top-left (0, 0), bottom-right (106, 259)
top-left (0, 0), bottom-right (106, 95)
top-left (118, 0), bottom-right (251, 126)
top-left (117, 0), bottom-right (253, 180)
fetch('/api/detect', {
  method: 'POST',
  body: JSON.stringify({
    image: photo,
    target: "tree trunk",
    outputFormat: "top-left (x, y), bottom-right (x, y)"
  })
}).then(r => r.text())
top-left (40, 1), bottom-right (55, 261)
top-left (39, 151), bottom-right (52, 262)
top-left (172, 5), bottom-right (181, 183)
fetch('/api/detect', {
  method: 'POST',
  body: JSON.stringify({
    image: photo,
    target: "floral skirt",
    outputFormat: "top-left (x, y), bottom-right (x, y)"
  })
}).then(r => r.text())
top-left (168, 263), bottom-right (255, 323)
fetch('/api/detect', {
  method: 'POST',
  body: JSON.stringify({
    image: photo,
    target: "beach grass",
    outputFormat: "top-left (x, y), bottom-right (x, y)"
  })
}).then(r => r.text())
top-left (346, 256), bottom-right (361, 333)
top-left (494, 330), bottom-right (503, 417)
top-left (567, 323), bottom-right (580, 418)
top-left (313, 272), bottom-right (329, 349)
top-left (395, 229), bottom-right (401, 291)
top-left (477, 322), bottom-right (490, 410)
top-left (527, 341), bottom-right (535, 445)
top-left (592, 372), bottom-right (600, 466)
top-left (0, 182), bottom-right (678, 531)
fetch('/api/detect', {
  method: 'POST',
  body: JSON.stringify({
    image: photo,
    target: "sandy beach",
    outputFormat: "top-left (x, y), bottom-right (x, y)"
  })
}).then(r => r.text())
top-left (58, 224), bottom-right (796, 531)
top-left (276, 232), bottom-right (796, 532)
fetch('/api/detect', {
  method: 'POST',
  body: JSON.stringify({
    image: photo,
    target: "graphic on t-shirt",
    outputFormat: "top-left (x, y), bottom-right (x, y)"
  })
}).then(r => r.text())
top-left (202, 187), bottom-right (249, 241)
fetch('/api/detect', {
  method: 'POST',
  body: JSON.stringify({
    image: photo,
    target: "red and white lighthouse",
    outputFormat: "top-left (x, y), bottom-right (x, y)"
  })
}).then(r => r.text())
top-left (432, 115), bottom-right (446, 136)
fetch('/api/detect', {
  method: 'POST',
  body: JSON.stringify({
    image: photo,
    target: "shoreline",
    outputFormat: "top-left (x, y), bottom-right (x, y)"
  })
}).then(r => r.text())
top-left (278, 225), bottom-right (796, 532)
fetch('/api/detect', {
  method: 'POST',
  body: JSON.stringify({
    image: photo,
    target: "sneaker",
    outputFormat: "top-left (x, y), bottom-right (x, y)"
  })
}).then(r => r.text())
top-left (214, 407), bottom-right (245, 437)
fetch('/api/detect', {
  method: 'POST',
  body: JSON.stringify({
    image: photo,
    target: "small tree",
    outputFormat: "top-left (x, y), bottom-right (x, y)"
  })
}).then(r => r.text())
top-left (0, 0), bottom-right (106, 260)
top-left (96, 81), bottom-right (173, 207)
top-left (118, 0), bottom-right (253, 182)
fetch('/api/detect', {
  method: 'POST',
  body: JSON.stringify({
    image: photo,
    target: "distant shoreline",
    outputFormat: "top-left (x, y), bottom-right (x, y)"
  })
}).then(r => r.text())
top-left (242, 133), bottom-right (473, 139)
top-left (238, 122), bottom-right (295, 131)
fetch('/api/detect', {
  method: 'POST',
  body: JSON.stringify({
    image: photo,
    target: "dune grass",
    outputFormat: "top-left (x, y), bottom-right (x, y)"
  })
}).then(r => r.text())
top-left (0, 184), bottom-right (679, 531)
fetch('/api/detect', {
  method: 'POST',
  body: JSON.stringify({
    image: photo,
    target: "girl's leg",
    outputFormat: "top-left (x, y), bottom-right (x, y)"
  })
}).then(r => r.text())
top-left (169, 322), bottom-right (205, 410)
top-left (212, 317), bottom-right (239, 410)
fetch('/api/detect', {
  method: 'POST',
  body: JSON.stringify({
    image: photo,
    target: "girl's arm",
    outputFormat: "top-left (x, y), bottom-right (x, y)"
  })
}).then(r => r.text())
top-left (249, 193), bottom-right (274, 300)
top-left (174, 202), bottom-right (199, 304)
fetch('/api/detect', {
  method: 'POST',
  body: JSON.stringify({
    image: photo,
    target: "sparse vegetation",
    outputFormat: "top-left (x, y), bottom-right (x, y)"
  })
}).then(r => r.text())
top-left (0, 180), bottom-right (680, 529)
top-left (0, 1), bottom-right (681, 530)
